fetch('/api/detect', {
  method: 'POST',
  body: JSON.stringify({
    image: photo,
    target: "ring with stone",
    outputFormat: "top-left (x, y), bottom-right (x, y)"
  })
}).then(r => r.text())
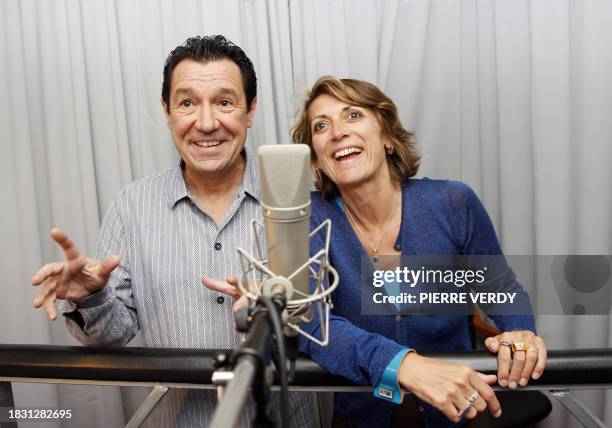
top-left (512, 342), bottom-right (529, 352)
top-left (467, 391), bottom-right (478, 404)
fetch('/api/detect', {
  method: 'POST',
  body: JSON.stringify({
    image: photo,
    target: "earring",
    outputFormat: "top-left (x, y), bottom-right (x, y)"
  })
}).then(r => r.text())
top-left (385, 145), bottom-right (394, 155)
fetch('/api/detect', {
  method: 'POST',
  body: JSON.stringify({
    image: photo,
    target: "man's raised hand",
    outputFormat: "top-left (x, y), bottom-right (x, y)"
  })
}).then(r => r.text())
top-left (31, 228), bottom-right (120, 320)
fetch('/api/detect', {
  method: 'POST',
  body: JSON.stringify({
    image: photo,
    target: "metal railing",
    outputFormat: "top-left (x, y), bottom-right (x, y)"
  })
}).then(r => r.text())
top-left (1, 345), bottom-right (611, 427)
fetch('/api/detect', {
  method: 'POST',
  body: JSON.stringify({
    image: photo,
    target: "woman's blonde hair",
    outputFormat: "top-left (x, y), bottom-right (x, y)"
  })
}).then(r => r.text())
top-left (291, 76), bottom-right (420, 198)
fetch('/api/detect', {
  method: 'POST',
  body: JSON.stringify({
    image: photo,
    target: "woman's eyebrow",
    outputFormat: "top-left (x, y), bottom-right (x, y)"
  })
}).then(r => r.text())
top-left (311, 106), bottom-right (357, 122)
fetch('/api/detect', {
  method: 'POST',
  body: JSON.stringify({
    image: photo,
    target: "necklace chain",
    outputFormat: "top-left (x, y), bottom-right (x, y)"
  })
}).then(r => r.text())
top-left (344, 190), bottom-right (399, 260)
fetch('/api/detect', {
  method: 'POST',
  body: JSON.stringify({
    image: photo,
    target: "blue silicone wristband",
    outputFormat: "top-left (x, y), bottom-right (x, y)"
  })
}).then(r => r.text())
top-left (373, 348), bottom-right (411, 404)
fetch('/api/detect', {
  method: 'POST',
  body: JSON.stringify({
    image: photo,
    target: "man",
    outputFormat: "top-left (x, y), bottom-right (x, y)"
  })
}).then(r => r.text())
top-left (31, 35), bottom-right (313, 427)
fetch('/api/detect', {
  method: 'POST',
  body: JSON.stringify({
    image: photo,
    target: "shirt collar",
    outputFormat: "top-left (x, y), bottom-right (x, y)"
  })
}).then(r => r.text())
top-left (167, 147), bottom-right (260, 208)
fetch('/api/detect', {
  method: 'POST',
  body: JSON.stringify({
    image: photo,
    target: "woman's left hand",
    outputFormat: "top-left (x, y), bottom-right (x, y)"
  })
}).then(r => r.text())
top-left (484, 330), bottom-right (547, 389)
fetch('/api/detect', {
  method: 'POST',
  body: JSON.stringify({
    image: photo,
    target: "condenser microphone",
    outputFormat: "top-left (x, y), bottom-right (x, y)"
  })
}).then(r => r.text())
top-left (210, 146), bottom-right (334, 428)
top-left (236, 144), bottom-right (338, 344)
top-left (257, 145), bottom-right (312, 318)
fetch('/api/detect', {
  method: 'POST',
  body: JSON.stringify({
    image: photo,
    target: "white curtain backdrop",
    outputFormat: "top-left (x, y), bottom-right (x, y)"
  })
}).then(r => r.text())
top-left (1, 0), bottom-right (611, 426)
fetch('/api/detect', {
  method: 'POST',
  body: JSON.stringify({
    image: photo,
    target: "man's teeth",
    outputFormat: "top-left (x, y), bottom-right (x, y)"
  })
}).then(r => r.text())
top-left (334, 147), bottom-right (363, 159)
top-left (195, 141), bottom-right (221, 148)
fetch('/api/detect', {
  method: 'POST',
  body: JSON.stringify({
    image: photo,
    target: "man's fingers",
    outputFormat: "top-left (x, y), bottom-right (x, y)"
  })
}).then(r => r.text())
top-left (43, 292), bottom-right (57, 320)
top-left (99, 255), bottom-right (120, 279)
top-left (232, 295), bottom-right (249, 315)
top-left (32, 263), bottom-right (64, 285)
top-left (202, 276), bottom-right (240, 298)
top-left (33, 270), bottom-right (63, 308)
top-left (225, 276), bottom-right (260, 294)
top-left (226, 276), bottom-right (258, 293)
top-left (33, 278), bottom-right (56, 308)
top-left (66, 257), bottom-right (88, 276)
top-left (50, 228), bottom-right (81, 261)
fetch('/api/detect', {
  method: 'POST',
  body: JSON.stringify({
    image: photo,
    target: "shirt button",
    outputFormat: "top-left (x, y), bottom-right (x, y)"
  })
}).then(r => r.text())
top-left (394, 244), bottom-right (401, 251)
top-left (214, 242), bottom-right (222, 250)
top-left (216, 296), bottom-right (225, 304)
top-left (396, 315), bottom-right (401, 321)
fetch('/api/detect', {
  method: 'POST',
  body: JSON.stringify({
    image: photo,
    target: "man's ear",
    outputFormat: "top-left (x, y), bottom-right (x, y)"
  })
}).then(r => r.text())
top-left (246, 96), bottom-right (257, 128)
top-left (161, 98), bottom-right (171, 128)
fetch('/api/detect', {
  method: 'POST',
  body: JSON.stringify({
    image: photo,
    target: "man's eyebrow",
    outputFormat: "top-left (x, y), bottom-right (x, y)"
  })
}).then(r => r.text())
top-left (216, 87), bottom-right (240, 97)
top-left (172, 87), bottom-right (194, 100)
top-left (172, 86), bottom-right (240, 100)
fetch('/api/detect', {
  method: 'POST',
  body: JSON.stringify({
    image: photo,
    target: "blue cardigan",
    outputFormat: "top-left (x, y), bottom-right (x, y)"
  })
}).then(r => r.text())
top-left (300, 178), bottom-right (536, 428)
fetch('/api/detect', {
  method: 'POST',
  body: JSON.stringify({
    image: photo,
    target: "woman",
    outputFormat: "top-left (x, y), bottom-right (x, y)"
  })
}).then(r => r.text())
top-left (291, 76), bottom-right (547, 427)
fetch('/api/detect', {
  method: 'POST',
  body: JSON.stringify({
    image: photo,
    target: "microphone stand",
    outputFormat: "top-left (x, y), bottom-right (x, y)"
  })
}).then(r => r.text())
top-left (210, 217), bottom-right (338, 427)
top-left (210, 294), bottom-right (288, 428)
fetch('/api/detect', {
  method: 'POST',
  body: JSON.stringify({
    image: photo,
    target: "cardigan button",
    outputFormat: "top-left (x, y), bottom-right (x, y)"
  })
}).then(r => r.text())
top-left (394, 244), bottom-right (401, 251)
top-left (216, 296), bottom-right (225, 304)
top-left (395, 315), bottom-right (401, 321)
top-left (214, 242), bottom-right (222, 250)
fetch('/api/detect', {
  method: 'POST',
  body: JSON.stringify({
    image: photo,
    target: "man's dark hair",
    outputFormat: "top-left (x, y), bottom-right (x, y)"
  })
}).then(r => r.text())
top-left (161, 35), bottom-right (257, 113)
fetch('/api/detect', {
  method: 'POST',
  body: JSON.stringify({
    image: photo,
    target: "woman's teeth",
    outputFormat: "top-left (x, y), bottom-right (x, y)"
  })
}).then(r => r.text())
top-left (334, 147), bottom-right (362, 159)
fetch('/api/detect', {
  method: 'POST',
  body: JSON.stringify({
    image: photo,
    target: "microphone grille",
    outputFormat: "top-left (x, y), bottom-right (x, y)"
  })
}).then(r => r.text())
top-left (257, 145), bottom-right (312, 208)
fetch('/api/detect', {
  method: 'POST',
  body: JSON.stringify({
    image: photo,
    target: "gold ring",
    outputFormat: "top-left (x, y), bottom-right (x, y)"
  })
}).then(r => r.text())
top-left (512, 342), bottom-right (529, 352)
top-left (527, 347), bottom-right (538, 352)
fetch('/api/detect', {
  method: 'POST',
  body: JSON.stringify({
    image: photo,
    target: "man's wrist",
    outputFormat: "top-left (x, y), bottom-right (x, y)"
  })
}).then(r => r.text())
top-left (70, 287), bottom-right (109, 307)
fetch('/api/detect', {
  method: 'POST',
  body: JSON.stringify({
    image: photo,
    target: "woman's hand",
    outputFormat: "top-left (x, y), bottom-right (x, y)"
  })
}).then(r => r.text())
top-left (485, 330), bottom-right (547, 389)
top-left (398, 353), bottom-right (501, 423)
